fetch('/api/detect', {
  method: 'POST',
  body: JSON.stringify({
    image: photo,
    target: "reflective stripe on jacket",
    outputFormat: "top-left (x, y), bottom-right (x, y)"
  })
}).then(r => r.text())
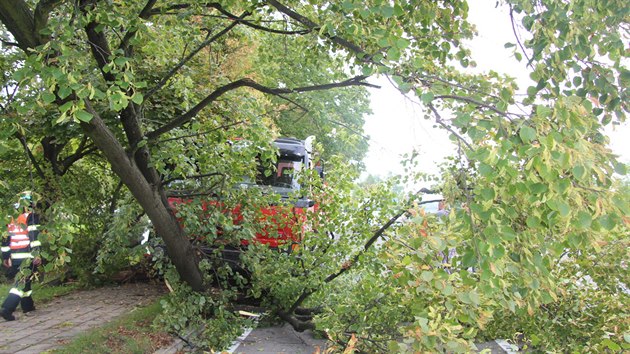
top-left (2, 212), bottom-right (40, 261)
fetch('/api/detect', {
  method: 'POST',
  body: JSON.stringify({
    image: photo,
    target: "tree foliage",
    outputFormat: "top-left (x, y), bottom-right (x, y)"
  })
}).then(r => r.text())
top-left (1, 0), bottom-right (628, 352)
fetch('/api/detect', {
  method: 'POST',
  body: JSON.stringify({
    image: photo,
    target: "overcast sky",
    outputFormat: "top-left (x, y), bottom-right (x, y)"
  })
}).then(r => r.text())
top-left (362, 1), bottom-right (629, 179)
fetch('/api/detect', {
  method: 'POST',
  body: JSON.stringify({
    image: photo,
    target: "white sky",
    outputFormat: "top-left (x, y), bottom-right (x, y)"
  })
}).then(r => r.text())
top-left (363, 1), bottom-right (629, 178)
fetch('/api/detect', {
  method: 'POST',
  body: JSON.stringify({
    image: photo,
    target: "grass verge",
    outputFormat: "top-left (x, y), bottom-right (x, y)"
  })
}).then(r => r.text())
top-left (51, 300), bottom-right (173, 354)
top-left (0, 280), bottom-right (77, 304)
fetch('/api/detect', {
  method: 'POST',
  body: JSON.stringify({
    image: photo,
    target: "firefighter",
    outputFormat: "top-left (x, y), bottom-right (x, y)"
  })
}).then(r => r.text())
top-left (1, 192), bottom-right (41, 321)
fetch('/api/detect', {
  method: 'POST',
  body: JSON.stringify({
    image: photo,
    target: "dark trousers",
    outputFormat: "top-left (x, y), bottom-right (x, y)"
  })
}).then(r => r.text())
top-left (1, 260), bottom-right (36, 314)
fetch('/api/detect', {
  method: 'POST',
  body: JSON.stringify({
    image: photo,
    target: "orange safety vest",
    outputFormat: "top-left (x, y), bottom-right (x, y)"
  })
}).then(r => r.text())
top-left (2, 213), bottom-right (39, 260)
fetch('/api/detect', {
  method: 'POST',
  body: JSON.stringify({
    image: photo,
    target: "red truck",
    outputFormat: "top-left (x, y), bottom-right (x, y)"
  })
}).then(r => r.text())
top-left (167, 137), bottom-right (319, 261)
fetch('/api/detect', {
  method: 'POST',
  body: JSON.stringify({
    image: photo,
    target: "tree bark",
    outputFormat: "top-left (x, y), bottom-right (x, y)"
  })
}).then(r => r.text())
top-left (81, 101), bottom-right (205, 291)
top-left (0, 0), bottom-right (39, 51)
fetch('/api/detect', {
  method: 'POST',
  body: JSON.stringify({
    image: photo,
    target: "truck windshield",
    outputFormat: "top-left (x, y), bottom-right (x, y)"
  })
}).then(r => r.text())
top-left (256, 158), bottom-right (302, 196)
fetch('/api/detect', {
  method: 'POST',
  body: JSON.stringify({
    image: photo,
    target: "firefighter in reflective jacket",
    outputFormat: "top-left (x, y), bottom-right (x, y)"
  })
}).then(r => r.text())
top-left (1, 194), bottom-right (41, 321)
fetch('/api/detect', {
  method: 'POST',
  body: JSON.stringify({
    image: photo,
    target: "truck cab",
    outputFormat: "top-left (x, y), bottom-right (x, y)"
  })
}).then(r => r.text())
top-left (167, 136), bottom-right (318, 251)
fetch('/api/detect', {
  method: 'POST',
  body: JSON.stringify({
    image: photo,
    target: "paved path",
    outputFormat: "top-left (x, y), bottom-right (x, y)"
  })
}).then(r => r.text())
top-left (230, 324), bottom-right (327, 354)
top-left (220, 323), bottom-right (510, 354)
top-left (0, 282), bottom-right (165, 354)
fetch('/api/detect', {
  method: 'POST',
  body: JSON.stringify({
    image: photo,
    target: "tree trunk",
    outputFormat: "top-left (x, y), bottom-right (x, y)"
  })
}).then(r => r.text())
top-left (80, 104), bottom-right (206, 292)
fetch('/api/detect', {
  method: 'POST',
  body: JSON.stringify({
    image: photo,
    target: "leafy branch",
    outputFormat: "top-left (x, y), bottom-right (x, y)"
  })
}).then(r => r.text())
top-left (146, 76), bottom-right (376, 140)
top-left (278, 191), bottom-right (431, 330)
top-left (151, 2), bottom-right (311, 35)
top-left (144, 10), bottom-right (249, 100)
top-left (155, 120), bottom-right (246, 144)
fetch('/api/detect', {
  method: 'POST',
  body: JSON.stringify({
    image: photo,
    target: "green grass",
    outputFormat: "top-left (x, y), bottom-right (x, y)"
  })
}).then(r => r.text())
top-left (51, 300), bottom-right (173, 354)
top-left (0, 278), bottom-right (77, 304)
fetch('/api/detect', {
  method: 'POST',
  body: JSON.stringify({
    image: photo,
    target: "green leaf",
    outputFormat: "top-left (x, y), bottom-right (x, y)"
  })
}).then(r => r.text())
top-left (613, 162), bottom-right (627, 175)
top-left (535, 105), bottom-right (552, 118)
top-left (601, 339), bottom-right (621, 351)
top-left (58, 86), bottom-right (72, 99)
top-left (420, 271), bottom-right (433, 282)
top-left (131, 92), bottom-right (144, 105)
top-left (41, 92), bottom-right (56, 104)
top-left (381, 6), bottom-right (394, 18)
top-left (514, 52), bottom-right (523, 62)
top-left (55, 112), bottom-right (69, 125)
top-left (526, 86), bottom-right (538, 97)
top-left (548, 199), bottom-right (570, 217)
top-left (74, 109), bottom-right (93, 122)
top-left (420, 92), bottom-right (434, 104)
top-left (572, 165), bottom-right (586, 179)
top-left (560, 203), bottom-right (572, 218)
top-left (576, 211), bottom-right (592, 228)
top-left (526, 216), bottom-right (540, 228)
top-left (478, 163), bottom-right (493, 177)
top-left (461, 251), bottom-right (476, 268)
top-left (395, 38), bottom-right (410, 49)
top-left (402, 255), bottom-right (411, 266)
top-left (361, 66), bottom-right (374, 76)
top-left (59, 101), bottom-right (73, 113)
top-left (519, 126), bottom-right (537, 143)
top-left (597, 215), bottom-right (616, 230)
top-left (469, 290), bottom-right (480, 306)
top-left (480, 188), bottom-right (495, 201)
top-left (502, 227), bottom-right (516, 241)
top-left (529, 183), bottom-right (548, 194)
top-left (114, 57), bottom-right (128, 66)
top-left (387, 47), bottom-right (400, 61)
top-left (452, 113), bottom-right (471, 128)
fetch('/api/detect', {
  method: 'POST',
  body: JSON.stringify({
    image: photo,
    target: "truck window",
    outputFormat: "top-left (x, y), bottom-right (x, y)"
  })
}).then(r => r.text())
top-left (256, 158), bottom-right (302, 194)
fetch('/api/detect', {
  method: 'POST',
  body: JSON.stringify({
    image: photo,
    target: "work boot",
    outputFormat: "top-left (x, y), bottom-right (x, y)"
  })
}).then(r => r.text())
top-left (1, 307), bottom-right (15, 321)
top-left (21, 296), bottom-right (35, 313)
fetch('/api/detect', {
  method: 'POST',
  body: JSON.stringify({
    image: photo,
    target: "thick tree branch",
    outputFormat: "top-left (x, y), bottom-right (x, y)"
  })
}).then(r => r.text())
top-left (118, 0), bottom-right (157, 55)
top-left (81, 99), bottom-right (205, 291)
top-left (60, 144), bottom-right (98, 174)
top-left (81, 1), bottom-right (162, 189)
top-left (16, 133), bottom-right (46, 180)
top-left (146, 76), bottom-right (374, 140)
top-left (0, 0), bottom-right (60, 51)
top-left (33, 0), bottom-right (62, 42)
top-left (83, 16), bottom-right (116, 82)
top-left (139, 0), bottom-right (157, 19)
top-left (276, 310), bottom-right (316, 332)
top-left (40, 136), bottom-right (65, 175)
top-left (0, 1), bottom-right (35, 51)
